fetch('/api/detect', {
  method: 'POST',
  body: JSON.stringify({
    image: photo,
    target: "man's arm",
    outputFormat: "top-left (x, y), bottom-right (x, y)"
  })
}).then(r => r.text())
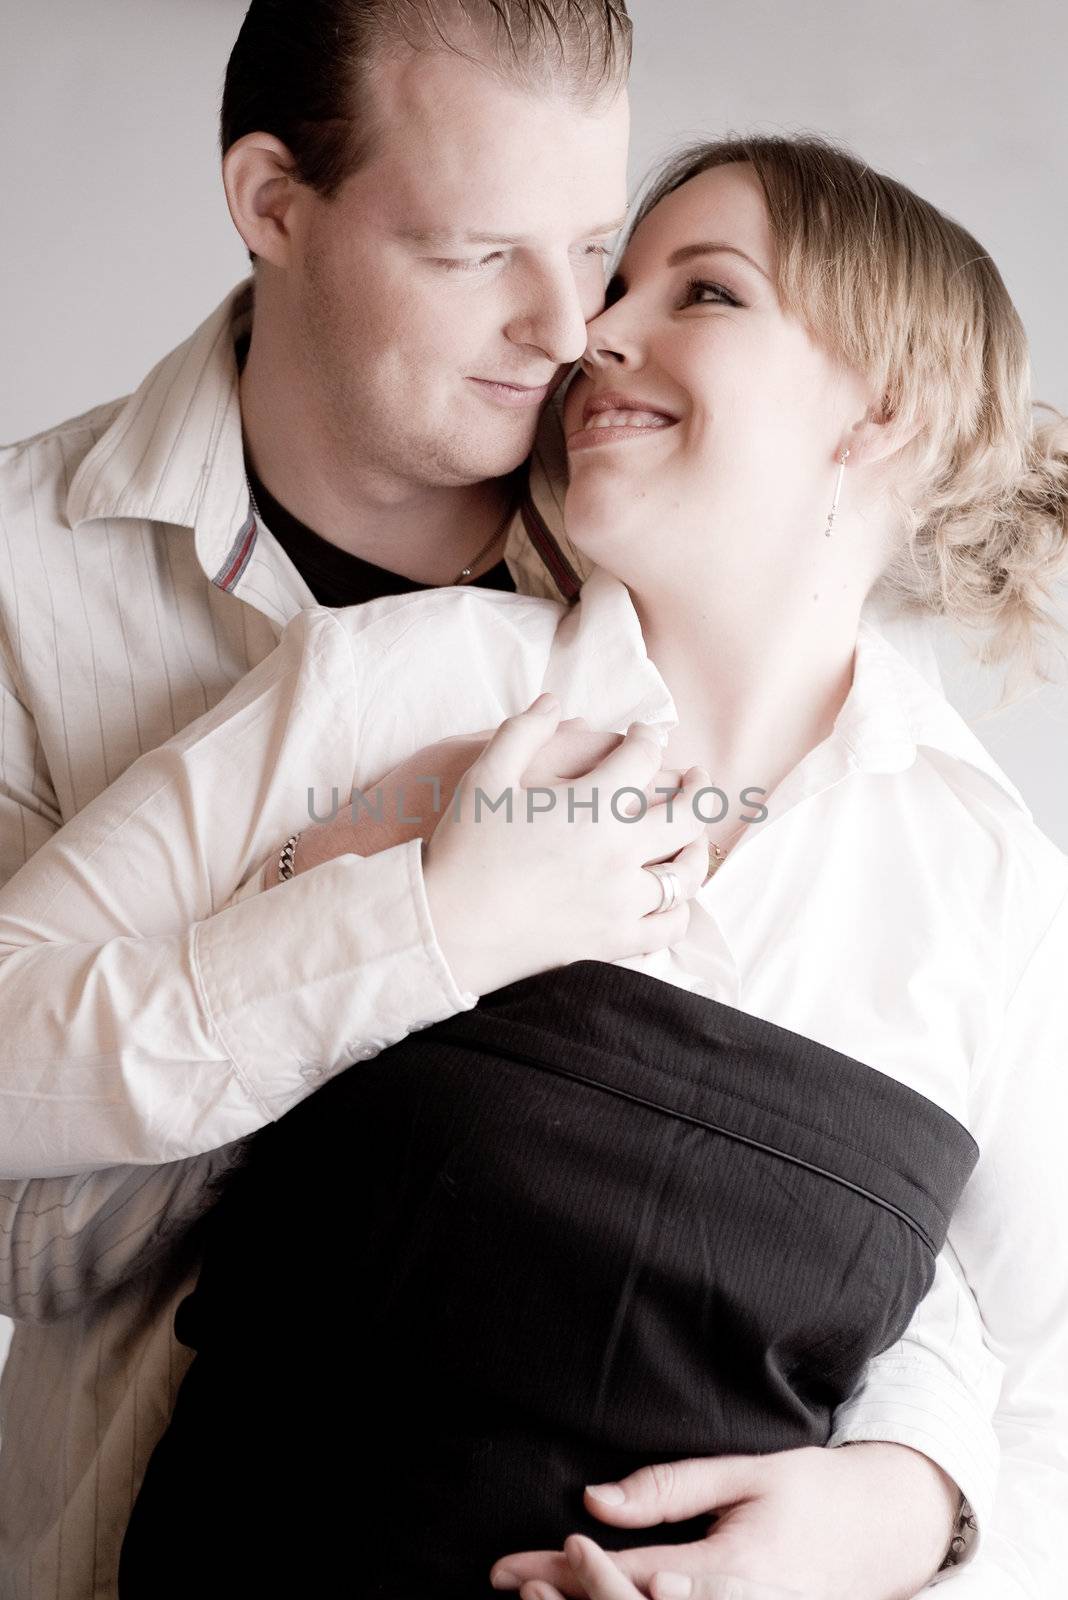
top-left (0, 606), bottom-right (474, 1178)
top-left (920, 887), bottom-right (1068, 1598)
top-left (0, 1149), bottom-right (240, 1323)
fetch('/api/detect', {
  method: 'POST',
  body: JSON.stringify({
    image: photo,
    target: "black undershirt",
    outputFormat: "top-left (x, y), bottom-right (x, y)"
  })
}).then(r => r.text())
top-left (245, 461), bottom-right (517, 608)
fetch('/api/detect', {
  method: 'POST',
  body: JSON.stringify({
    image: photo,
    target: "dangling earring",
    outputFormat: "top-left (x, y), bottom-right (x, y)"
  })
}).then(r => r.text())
top-left (823, 447), bottom-right (851, 537)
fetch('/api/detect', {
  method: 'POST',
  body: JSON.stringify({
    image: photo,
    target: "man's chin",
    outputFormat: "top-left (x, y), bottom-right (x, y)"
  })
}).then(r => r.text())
top-left (446, 426), bottom-right (542, 484)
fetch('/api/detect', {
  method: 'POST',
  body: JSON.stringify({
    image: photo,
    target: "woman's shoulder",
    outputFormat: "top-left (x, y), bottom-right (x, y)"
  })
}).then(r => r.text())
top-left (911, 735), bottom-right (1068, 974)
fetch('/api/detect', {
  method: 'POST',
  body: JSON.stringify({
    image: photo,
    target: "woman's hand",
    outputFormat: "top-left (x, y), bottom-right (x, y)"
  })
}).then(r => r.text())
top-left (420, 697), bottom-right (709, 997)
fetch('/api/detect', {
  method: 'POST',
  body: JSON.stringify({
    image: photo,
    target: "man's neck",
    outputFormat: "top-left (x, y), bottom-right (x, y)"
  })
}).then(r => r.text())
top-left (238, 352), bottom-right (516, 588)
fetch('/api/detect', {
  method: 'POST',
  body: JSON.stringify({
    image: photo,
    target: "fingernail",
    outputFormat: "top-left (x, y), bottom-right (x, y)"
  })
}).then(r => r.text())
top-left (531, 693), bottom-right (559, 714)
top-left (586, 1481), bottom-right (626, 1505)
top-left (653, 1576), bottom-right (693, 1599)
top-left (491, 1572), bottom-right (520, 1591)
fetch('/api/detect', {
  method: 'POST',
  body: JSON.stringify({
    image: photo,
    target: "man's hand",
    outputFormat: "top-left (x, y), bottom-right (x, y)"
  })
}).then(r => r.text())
top-left (489, 1445), bottom-right (961, 1600)
top-left (502, 1534), bottom-right (801, 1600)
top-left (265, 716), bottom-right (640, 885)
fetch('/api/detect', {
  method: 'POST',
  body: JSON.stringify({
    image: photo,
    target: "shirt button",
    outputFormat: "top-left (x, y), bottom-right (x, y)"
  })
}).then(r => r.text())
top-left (299, 1062), bottom-right (328, 1084)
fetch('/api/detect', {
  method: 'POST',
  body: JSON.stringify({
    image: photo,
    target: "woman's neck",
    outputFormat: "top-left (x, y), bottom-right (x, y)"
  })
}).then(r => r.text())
top-left (633, 576), bottom-right (866, 823)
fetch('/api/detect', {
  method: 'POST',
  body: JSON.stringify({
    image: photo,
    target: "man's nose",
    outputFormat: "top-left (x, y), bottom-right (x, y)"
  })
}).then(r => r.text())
top-left (505, 261), bottom-right (592, 367)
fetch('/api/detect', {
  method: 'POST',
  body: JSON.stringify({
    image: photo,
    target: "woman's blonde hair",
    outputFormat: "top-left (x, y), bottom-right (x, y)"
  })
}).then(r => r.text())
top-left (632, 134), bottom-right (1068, 701)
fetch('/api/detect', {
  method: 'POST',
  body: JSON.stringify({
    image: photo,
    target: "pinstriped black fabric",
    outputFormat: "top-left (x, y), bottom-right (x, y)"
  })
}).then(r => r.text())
top-left (121, 963), bottom-right (976, 1600)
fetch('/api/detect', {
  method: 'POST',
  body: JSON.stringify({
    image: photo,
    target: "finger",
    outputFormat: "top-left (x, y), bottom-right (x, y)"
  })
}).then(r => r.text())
top-left (646, 769), bottom-right (685, 804)
top-left (575, 722), bottom-right (665, 800)
top-left (570, 1537), bottom-right (767, 1596)
top-left (637, 832), bottom-right (708, 921)
top-left (492, 1552), bottom-right (578, 1593)
top-left (638, 766), bottom-right (714, 854)
top-left (564, 1535), bottom-right (646, 1599)
top-left (545, 728), bottom-right (626, 782)
top-left (654, 835), bottom-right (709, 899)
top-left (585, 1456), bottom-right (766, 1528)
top-left (653, 1578), bottom-right (805, 1600)
top-left (637, 900), bottom-right (692, 954)
top-left (519, 1584), bottom-right (572, 1600)
top-left (472, 695), bottom-right (562, 790)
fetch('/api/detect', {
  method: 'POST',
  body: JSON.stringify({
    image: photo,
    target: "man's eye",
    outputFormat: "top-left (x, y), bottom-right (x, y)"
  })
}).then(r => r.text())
top-left (683, 278), bottom-right (741, 308)
top-left (438, 252), bottom-right (506, 274)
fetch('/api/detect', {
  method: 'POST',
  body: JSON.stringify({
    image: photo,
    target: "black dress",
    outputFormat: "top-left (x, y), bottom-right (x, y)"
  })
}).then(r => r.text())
top-left (119, 962), bottom-right (977, 1599)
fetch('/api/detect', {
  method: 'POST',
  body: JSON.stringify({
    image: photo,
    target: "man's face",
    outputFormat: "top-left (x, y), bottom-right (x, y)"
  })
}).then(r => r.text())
top-left (289, 48), bottom-right (630, 490)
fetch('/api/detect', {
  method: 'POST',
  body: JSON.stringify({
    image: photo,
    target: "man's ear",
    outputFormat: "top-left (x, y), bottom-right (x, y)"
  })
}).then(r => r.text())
top-left (843, 397), bottom-right (924, 470)
top-left (222, 133), bottom-right (305, 268)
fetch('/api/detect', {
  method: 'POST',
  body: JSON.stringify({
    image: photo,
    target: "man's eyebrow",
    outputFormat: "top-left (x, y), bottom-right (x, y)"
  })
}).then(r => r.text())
top-left (666, 241), bottom-right (772, 280)
top-left (398, 214), bottom-right (629, 248)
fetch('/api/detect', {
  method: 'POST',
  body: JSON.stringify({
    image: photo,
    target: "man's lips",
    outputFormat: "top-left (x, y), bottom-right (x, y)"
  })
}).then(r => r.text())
top-left (567, 389), bottom-right (681, 450)
top-left (468, 376), bottom-right (553, 409)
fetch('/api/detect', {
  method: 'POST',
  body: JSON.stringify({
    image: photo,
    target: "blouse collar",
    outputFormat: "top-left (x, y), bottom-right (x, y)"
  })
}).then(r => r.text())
top-left (543, 566), bottom-right (1031, 821)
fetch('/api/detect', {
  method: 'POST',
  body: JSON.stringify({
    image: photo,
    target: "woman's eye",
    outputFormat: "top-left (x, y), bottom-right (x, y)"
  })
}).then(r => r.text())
top-left (683, 278), bottom-right (741, 308)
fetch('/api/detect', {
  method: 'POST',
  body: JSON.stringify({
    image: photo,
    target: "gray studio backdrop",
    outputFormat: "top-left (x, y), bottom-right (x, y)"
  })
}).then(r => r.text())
top-left (0, 1), bottom-right (1066, 1372)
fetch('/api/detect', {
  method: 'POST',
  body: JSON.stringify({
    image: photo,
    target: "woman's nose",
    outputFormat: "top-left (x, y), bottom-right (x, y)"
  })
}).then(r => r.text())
top-left (580, 301), bottom-right (642, 371)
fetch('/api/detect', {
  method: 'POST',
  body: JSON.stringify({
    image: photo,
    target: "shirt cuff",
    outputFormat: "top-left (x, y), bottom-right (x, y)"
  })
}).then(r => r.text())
top-left (192, 838), bottom-right (476, 1120)
top-left (828, 1357), bottom-right (998, 1567)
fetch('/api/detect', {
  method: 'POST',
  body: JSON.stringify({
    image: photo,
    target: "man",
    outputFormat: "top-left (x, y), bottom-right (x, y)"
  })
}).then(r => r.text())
top-left (0, 4), bottom-right (996, 1596)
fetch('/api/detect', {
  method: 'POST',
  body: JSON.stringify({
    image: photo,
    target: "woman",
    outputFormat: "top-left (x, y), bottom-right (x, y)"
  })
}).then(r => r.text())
top-left (9, 136), bottom-right (1068, 1595)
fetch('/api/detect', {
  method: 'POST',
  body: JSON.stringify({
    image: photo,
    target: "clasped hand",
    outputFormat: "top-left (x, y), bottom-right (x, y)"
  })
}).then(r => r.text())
top-left (487, 1443), bottom-right (959, 1600)
top-left (273, 695), bottom-right (711, 996)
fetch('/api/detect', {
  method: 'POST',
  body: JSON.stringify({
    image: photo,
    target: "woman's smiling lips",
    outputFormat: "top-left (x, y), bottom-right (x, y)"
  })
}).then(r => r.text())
top-left (567, 389), bottom-right (680, 450)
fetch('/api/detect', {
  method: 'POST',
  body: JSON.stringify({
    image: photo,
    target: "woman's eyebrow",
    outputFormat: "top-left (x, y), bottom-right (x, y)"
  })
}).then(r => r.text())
top-left (666, 241), bottom-right (772, 281)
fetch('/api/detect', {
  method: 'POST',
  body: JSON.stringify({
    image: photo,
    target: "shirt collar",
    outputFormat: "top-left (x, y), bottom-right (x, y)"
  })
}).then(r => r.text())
top-left (844, 619), bottom-right (1032, 816)
top-left (66, 282), bottom-right (254, 588)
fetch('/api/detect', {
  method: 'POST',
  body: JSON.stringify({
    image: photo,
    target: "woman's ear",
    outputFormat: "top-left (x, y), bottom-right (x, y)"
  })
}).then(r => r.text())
top-left (843, 398), bottom-right (924, 470)
top-left (222, 133), bottom-right (305, 268)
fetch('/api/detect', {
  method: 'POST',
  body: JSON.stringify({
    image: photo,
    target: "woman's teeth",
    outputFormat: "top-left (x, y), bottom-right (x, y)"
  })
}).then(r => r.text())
top-left (585, 410), bottom-right (674, 429)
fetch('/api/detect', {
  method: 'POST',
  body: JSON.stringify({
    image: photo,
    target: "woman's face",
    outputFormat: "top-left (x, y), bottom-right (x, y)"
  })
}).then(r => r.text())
top-left (562, 162), bottom-right (874, 589)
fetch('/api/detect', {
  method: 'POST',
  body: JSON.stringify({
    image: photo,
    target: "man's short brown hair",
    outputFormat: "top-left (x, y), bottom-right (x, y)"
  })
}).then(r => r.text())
top-left (221, 0), bottom-right (632, 197)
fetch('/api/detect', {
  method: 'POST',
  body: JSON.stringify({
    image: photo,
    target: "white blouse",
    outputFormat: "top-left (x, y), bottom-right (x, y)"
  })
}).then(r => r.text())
top-left (0, 568), bottom-right (1065, 1596)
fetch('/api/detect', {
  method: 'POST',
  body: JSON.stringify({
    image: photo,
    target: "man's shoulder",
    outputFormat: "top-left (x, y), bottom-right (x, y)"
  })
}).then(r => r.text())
top-left (2, 393), bottom-right (127, 465)
top-left (0, 395), bottom-right (128, 536)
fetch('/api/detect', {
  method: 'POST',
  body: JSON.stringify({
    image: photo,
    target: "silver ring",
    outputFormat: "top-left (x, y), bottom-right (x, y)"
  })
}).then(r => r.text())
top-left (644, 863), bottom-right (682, 915)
